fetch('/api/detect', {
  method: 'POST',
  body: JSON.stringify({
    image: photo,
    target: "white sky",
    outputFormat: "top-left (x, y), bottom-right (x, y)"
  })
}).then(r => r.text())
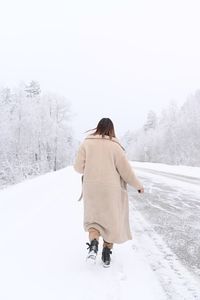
top-left (0, 0), bottom-right (200, 139)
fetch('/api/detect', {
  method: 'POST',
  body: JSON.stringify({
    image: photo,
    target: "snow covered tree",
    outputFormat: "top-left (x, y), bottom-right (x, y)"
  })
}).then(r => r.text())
top-left (0, 82), bottom-right (76, 189)
top-left (25, 81), bottom-right (41, 97)
top-left (144, 110), bottom-right (157, 132)
top-left (122, 93), bottom-right (200, 166)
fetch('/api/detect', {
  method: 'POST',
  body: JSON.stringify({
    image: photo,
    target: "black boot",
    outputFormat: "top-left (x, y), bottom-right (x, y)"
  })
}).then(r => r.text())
top-left (102, 246), bottom-right (112, 267)
top-left (86, 239), bottom-right (99, 262)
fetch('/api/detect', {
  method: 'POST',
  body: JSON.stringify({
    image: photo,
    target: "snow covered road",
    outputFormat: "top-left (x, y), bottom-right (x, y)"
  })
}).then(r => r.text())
top-left (0, 164), bottom-right (200, 300)
top-left (131, 163), bottom-right (200, 299)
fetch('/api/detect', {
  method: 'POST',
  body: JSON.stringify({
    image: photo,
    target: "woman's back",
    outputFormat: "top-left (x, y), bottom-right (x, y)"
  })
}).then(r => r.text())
top-left (73, 118), bottom-right (143, 252)
top-left (81, 134), bottom-right (123, 185)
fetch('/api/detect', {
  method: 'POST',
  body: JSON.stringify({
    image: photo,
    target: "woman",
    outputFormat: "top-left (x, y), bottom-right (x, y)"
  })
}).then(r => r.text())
top-left (74, 118), bottom-right (144, 267)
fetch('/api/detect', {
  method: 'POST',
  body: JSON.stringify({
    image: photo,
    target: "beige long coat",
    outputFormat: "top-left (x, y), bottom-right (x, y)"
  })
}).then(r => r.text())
top-left (73, 134), bottom-right (143, 244)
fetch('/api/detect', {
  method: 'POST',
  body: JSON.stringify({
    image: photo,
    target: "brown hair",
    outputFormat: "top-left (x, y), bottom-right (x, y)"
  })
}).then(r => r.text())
top-left (87, 118), bottom-right (116, 139)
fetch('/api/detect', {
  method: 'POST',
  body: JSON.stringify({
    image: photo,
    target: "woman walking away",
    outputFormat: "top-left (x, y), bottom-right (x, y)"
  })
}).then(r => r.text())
top-left (73, 118), bottom-right (144, 267)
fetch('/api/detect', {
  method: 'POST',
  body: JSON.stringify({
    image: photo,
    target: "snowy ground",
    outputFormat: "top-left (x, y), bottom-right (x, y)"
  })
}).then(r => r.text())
top-left (0, 163), bottom-right (200, 299)
top-left (132, 161), bottom-right (200, 181)
top-left (131, 161), bottom-right (200, 299)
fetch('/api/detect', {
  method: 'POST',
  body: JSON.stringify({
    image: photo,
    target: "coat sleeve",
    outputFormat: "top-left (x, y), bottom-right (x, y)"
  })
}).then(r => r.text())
top-left (115, 148), bottom-right (143, 190)
top-left (73, 143), bottom-right (86, 174)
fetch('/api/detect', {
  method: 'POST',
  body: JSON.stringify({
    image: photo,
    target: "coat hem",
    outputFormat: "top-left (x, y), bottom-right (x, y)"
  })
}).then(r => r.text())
top-left (84, 223), bottom-right (132, 244)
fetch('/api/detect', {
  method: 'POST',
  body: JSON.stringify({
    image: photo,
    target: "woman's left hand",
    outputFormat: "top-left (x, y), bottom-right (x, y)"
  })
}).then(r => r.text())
top-left (138, 187), bottom-right (144, 194)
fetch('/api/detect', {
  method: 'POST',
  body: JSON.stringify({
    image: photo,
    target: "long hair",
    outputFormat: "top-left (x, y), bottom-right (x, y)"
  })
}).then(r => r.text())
top-left (87, 118), bottom-right (116, 139)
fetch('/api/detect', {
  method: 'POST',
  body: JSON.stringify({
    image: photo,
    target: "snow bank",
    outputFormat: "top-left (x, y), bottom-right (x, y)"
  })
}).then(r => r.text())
top-left (132, 161), bottom-right (200, 179)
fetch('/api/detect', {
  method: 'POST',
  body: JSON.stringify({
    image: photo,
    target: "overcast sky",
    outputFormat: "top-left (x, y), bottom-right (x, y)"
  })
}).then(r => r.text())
top-left (0, 0), bottom-right (200, 139)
